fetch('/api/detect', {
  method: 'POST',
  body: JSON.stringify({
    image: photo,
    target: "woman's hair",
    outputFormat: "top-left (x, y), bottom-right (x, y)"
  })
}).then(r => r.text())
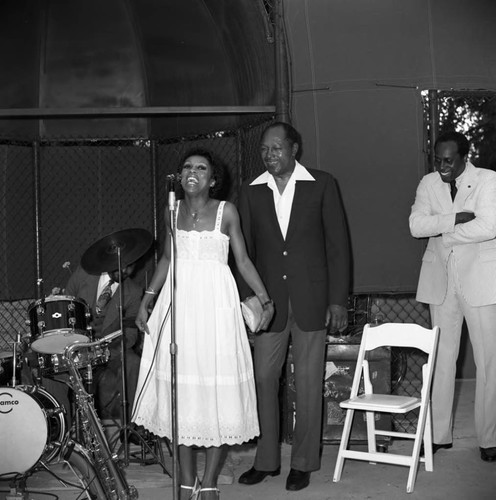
top-left (176, 147), bottom-right (227, 198)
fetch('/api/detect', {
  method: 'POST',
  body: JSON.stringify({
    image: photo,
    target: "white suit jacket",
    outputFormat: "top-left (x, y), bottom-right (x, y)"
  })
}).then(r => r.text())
top-left (410, 162), bottom-right (496, 306)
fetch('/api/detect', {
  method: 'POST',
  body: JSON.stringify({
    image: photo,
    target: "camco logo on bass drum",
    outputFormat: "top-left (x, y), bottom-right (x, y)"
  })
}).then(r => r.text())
top-left (0, 392), bottom-right (19, 414)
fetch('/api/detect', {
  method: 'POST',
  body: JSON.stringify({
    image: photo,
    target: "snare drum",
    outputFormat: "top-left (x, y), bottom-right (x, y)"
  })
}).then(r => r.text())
top-left (0, 385), bottom-right (66, 477)
top-left (28, 295), bottom-right (91, 354)
top-left (38, 345), bottom-right (110, 377)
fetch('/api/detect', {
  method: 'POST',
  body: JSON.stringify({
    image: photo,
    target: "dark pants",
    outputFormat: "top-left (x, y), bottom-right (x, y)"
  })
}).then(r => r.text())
top-left (92, 347), bottom-right (141, 420)
top-left (253, 302), bottom-right (326, 472)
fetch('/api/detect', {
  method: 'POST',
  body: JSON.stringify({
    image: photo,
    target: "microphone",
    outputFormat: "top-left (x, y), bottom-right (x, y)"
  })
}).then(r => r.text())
top-left (167, 174), bottom-right (179, 211)
top-left (166, 173), bottom-right (181, 182)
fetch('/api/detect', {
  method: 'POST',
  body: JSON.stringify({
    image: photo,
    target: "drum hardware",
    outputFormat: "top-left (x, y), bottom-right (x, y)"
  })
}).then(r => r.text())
top-left (64, 332), bottom-right (139, 499)
top-left (0, 332), bottom-right (137, 499)
top-left (80, 228), bottom-right (153, 276)
top-left (27, 295), bottom-right (92, 355)
top-left (117, 426), bottom-right (171, 473)
top-left (80, 228), bottom-right (153, 467)
top-left (0, 333), bottom-right (23, 387)
top-left (36, 344), bottom-right (110, 377)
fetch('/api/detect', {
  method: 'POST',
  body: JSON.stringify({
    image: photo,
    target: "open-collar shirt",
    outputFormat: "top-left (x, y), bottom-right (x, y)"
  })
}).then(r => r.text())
top-left (250, 160), bottom-right (315, 239)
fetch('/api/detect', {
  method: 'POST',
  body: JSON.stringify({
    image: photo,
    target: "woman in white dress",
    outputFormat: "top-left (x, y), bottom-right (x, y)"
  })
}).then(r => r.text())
top-left (132, 148), bottom-right (274, 500)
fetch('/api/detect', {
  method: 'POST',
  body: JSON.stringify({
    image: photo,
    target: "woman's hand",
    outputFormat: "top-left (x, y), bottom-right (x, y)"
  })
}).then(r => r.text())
top-left (135, 306), bottom-right (150, 335)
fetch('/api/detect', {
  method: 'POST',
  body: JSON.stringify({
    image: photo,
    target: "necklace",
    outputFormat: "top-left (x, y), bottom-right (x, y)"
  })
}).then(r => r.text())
top-left (190, 211), bottom-right (200, 227)
top-left (183, 201), bottom-right (208, 228)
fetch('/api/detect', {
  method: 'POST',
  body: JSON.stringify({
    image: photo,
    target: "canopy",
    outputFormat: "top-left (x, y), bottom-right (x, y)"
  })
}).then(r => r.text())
top-left (0, 0), bottom-right (275, 139)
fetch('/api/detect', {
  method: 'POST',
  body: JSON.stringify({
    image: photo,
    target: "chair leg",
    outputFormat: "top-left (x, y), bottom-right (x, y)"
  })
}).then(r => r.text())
top-left (365, 410), bottom-right (377, 461)
top-left (423, 403), bottom-right (434, 471)
top-left (408, 435), bottom-right (423, 493)
top-left (333, 409), bottom-right (354, 482)
top-left (407, 401), bottom-right (432, 493)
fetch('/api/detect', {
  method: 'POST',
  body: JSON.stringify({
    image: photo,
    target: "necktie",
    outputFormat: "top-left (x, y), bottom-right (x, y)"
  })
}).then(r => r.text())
top-left (96, 279), bottom-right (114, 315)
top-left (450, 180), bottom-right (457, 201)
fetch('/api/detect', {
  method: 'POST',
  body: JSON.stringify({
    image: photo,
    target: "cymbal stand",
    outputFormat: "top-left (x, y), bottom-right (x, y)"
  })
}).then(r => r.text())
top-left (116, 246), bottom-right (132, 465)
top-left (168, 180), bottom-right (179, 500)
top-left (114, 246), bottom-right (170, 474)
top-left (11, 332), bottom-right (20, 387)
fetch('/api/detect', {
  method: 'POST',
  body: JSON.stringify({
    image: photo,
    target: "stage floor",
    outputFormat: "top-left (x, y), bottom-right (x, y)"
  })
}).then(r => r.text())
top-left (1, 379), bottom-right (495, 500)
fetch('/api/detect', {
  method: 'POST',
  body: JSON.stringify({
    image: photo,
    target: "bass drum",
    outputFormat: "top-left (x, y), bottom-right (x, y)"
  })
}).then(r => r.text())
top-left (0, 386), bottom-right (66, 478)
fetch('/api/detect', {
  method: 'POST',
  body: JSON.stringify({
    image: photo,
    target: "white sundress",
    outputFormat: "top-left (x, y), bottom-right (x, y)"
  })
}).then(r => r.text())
top-left (132, 200), bottom-right (259, 447)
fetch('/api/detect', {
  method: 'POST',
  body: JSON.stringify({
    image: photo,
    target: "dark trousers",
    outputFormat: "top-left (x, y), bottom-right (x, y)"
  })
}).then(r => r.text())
top-left (253, 302), bottom-right (326, 472)
top-left (92, 347), bottom-right (141, 420)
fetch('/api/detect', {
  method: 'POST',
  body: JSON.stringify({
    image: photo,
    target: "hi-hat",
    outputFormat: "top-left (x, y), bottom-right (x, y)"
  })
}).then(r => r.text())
top-left (81, 228), bottom-right (153, 274)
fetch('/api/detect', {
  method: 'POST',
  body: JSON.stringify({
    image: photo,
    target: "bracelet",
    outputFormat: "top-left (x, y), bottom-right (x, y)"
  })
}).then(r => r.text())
top-left (145, 287), bottom-right (157, 295)
top-left (261, 299), bottom-right (274, 310)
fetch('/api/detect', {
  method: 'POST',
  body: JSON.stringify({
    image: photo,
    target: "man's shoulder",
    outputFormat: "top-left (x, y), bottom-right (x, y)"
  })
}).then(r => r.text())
top-left (305, 167), bottom-right (335, 182)
top-left (69, 265), bottom-right (93, 282)
top-left (125, 277), bottom-right (142, 294)
top-left (419, 171), bottom-right (440, 185)
top-left (473, 165), bottom-right (496, 180)
top-left (242, 171), bottom-right (266, 185)
top-left (240, 175), bottom-right (267, 194)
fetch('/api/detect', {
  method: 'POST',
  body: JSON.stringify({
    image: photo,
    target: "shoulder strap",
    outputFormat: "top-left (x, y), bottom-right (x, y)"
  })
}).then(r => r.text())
top-left (215, 201), bottom-right (225, 231)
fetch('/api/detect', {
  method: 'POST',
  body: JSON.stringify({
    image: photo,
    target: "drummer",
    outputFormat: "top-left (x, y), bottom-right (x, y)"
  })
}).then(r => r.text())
top-left (32, 260), bottom-right (143, 435)
top-left (64, 262), bottom-right (143, 422)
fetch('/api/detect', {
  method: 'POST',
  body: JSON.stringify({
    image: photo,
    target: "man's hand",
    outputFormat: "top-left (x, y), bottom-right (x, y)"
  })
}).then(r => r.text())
top-left (256, 302), bottom-right (274, 333)
top-left (326, 304), bottom-right (348, 334)
top-left (455, 211), bottom-right (475, 225)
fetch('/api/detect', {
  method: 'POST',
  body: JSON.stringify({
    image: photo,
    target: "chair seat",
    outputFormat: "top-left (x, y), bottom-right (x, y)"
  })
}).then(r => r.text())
top-left (341, 394), bottom-right (420, 412)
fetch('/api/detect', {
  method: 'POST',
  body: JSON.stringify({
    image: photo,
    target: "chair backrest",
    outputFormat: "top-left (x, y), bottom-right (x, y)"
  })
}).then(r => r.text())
top-left (349, 322), bottom-right (440, 398)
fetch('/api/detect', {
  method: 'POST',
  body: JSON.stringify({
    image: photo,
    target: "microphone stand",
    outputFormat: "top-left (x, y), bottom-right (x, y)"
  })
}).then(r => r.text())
top-left (168, 179), bottom-right (179, 500)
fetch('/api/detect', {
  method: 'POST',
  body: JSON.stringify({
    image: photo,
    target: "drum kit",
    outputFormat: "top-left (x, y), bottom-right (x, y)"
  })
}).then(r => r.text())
top-left (0, 228), bottom-right (156, 499)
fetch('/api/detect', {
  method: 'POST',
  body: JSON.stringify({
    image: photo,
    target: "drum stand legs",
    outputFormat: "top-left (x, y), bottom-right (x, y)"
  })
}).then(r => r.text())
top-left (108, 247), bottom-right (171, 477)
top-left (5, 477), bottom-right (28, 500)
top-left (115, 429), bottom-right (172, 476)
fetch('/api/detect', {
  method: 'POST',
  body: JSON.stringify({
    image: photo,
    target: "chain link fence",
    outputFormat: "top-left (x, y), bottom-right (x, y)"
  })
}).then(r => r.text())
top-left (1, 111), bottom-right (433, 437)
top-left (0, 116), bottom-right (272, 354)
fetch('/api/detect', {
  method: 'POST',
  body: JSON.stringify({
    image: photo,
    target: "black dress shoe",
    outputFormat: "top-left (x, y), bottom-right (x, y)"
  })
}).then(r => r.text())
top-left (238, 467), bottom-right (280, 485)
top-left (432, 442), bottom-right (453, 453)
top-left (420, 442), bottom-right (453, 456)
top-left (480, 447), bottom-right (496, 462)
top-left (286, 469), bottom-right (310, 491)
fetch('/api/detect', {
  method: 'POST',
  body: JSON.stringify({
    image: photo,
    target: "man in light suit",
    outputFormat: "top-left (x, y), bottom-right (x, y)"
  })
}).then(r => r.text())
top-left (237, 122), bottom-right (350, 490)
top-left (410, 130), bottom-right (496, 462)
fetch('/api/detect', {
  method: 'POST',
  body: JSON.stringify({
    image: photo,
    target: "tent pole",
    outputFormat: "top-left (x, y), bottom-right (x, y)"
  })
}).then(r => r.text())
top-left (428, 90), bottom-right (439, 172)
top-left (274, 0), bottom-right (290, 123)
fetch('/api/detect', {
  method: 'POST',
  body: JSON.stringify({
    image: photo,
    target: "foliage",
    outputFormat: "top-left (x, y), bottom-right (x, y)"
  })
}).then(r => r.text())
top-left (438, 92), bottom-right (496, 171)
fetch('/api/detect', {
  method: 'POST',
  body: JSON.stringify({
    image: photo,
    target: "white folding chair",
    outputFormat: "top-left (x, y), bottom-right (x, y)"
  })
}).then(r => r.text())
top-left (332, 322), bottom-right (439, 493)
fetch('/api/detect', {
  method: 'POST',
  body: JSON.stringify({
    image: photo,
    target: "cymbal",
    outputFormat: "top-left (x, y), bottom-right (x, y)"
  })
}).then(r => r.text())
top-left (81, 228), bottom-right (153, 274)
